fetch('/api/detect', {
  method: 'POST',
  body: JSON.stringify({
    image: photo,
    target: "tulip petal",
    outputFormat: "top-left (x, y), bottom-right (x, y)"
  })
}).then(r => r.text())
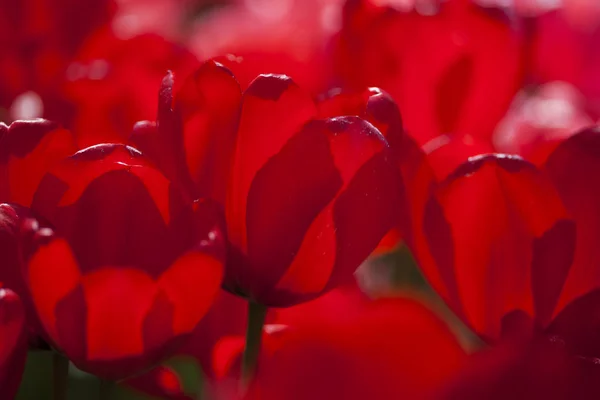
top-left (0, 119), bottom-right (77, 206)
top-left (544, 127), bottom-right (600, 315)
top-left (226, 74), bottom-right (317, 255)
top-left (176, 60), bottom-right (242, 203)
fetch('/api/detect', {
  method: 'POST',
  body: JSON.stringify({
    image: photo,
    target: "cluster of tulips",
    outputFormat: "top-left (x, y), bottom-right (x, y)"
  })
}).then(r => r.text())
top-left (1, 0), bottom-right (600, 398)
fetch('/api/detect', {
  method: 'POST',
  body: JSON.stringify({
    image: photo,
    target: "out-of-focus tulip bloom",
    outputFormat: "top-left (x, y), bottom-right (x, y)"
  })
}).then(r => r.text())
top-left (541, 127), bottom-right (600, 317)
top-left (111, 0), bottom-right (195, 40)
top-left (0, 119), bottom-right (78, 207)
top-left (134, 60), bottom-right (407, 307)
top-left (438, 337), bottom-right (600, 399)
top-left (334, 0), bottom-right (525, 145)
top-left (0, 0), bottom-right (115, 122)
top-left (22, 143), bottom-right (225, 379)
top-left (62, 29), bottom-right (198, 147)
top-left (0, 287), bottom-right (27, 399)
top-left (493, 82), bottom-right (594, 166)
top-left (530, 9), bottom-right (600, 118)
top-left (189, 0), bottom-right (344, 94)
top-left (422, 134), bottom-right (495, 181)
top-left (213, 284), bottom-right (466, 400)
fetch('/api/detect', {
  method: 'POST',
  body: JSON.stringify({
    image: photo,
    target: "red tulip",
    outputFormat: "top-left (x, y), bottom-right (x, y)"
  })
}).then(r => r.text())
top-left (0, 0), bottom-right (115, 122)
top-left (542, 126), bottom-right (600, 318)
top-left (213, 286), bottom-right (466, 400)
top-left (189, 0), bottom-right (342, 94)
top-left (530, 10), bottom-right (600, 118)
top-left (334, 0), bottom-right (525, 145)
top-left (22, 143), bottom-right (225, 379)
top-left (134, 60), bottom-right (407, 307)
top-left (0, 287), bottom-right (27, 399)
top-left (412, 153), bottom-right (576, 341)
top-left (438, 334), bottom-right (600, 399)
top-left (0, 119), bottom-right (78, 207)
top-left (316, 87), bottom-right (423, 252)
top-left (62, 29), bottom-right (199, 147)
top-left (493, 82), bottom-right (594, 166)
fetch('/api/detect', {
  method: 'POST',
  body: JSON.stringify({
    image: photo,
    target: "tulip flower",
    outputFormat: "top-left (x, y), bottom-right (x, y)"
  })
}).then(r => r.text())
top-left (22, 143), bottom-right (225, 379)
top-left (333, 0), bottom-right (525, 145)
top-left (531, 10), bottom-right (600, 118)
top-left (212, 284), bottom-right (467, 400)
top-left (410, 125), bottom-right (600, 348)
top-left (411, 152), bottom-right (576, 341)
top-left (133, 60), bottom-right (407, 308)
top-left (189, 0), bottom-right (343, 95)
top-left (493, 82), bottom-right (594, 166)
top-left (439, 335), bottom-right (600, 399)
top-left (62, 29), bottom-right (199, 147)
top-left (0, 0), bottom-right (115, 122)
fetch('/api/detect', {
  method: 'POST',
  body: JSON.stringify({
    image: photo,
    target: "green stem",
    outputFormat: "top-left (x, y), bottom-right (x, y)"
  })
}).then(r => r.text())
top-left (240, 301), bottom-right (268, 392)
top-left (99, 379), bottom-right (115, 400)
top-left (52, 353), bottom-right (69, 400)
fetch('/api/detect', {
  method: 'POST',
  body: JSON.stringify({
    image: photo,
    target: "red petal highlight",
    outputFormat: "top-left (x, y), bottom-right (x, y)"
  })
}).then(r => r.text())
top-left (176, 60), bottom-right (242, 203)
top-left (158, 251), bottom-right (223, 335)
top-left (226, 74), bottom-right (317, 255)
top-left (27, 237), bottom-right (81, 340)
top-left (82, 267), bottom-right (157, 361)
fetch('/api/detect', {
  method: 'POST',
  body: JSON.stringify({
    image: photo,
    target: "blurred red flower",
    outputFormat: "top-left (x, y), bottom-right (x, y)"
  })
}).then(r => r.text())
top-left (21, 143), bottom-right (225, 379)
top-left (61, 29), bottom-right (199, 147)
top-left (333, 0), bottom-right (525, 145)
top-left (212, 284), bottom-right (466, 400)
top-left (0, 0), bottom-right (116, 122)
top-left (439, 337), bottom-right (600, 399)
top-left (530, 9), bottom-right (600, 118)
top-left (133, 60), bottom-right (407, 307)
top-left (493, 82), bottom-right (594, 166)
top-left (189, 0), bottom-right (343, 94)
